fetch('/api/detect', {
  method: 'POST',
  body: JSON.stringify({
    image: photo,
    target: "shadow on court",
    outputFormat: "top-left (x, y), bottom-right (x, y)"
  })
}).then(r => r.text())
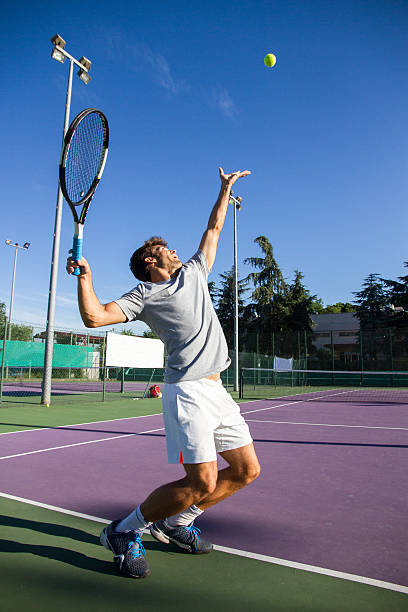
top-left (0, 514), bottom-right (175, 577)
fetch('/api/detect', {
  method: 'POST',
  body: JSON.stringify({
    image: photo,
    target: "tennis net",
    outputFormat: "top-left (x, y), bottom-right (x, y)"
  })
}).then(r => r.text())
top-left (239, 368), bottom-right (408, 403)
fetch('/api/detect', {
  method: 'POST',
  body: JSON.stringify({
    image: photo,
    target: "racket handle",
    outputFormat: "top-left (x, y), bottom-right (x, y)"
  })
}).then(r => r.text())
top-left (72, 235), bottom-right (83, 277)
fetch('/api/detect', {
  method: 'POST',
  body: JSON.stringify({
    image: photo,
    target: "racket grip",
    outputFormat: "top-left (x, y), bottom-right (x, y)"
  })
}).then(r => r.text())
top-left (72, 236), bottom-right (83, 277)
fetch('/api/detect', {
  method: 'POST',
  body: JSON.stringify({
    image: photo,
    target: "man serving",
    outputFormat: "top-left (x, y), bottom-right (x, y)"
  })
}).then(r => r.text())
top-left (67, 167), bottom-right (261, 579)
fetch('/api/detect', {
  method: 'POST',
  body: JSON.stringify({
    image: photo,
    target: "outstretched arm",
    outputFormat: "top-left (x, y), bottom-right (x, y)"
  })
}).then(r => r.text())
top-left (66, 254), bottom-right (126, 328)
top-left (199, 167), bottom-right (251, 270)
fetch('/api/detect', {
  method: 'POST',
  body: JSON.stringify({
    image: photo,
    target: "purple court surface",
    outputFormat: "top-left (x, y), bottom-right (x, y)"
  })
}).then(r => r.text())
top-left (1, 396), bottom-right (407, 588)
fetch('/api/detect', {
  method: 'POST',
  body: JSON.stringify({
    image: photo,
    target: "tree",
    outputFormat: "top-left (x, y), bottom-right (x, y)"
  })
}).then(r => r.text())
top-left (244, 236), bottom-right (289, 353)
top-left (143, 328), bottom-right (159, 339)
top-left (382, 262), bottom-right (408, 327)
top-left (284, 270), bottom-right (316, 330)
top-left (353, 274), bottom-right (390, 330)
top-left (9, 323), bottom-right (33, 341)
top-left (213, 267), bottom-right (247, 349)
top-left (313, 301), bottom-right (355, 314)
top-left (120, 329), bottom-right (136, 336)
top-left (207, 281), bottom-right (218, 305)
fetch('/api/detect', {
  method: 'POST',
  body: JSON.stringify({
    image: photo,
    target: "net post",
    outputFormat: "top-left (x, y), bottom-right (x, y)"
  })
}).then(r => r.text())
top-left (120, 366), bottom-right (125, 394)
top-left (102, 331), bottom-right (107, 402)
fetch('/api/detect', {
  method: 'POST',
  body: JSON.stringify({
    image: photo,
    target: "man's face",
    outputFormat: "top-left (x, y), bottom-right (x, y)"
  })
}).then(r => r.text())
top-left (150, 245), bottom-right (181, 272)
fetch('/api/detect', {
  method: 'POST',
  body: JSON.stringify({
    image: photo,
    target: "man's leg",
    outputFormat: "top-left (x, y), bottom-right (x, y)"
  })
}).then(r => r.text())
top-left (140, 460), bottom-right (218, 521)
top-left (188, 442), bottom-right (260, 511)
top-left (101, 460), bottom-right (219, 574)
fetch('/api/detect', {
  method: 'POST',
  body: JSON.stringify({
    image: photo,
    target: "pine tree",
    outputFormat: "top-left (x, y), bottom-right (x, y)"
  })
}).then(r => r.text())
top-left (382, 262), bottom-right (408, 326)
top-left (244, 236), bottom-right (288, 353)
top-left (284, 270), bottom-right (316, 330)
top-left (353, 274), bottom-right (390, 330)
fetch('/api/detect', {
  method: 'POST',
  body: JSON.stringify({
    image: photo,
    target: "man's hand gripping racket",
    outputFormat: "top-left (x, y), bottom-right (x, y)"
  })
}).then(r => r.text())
top-left (60, 108), bottom-right (109, 276)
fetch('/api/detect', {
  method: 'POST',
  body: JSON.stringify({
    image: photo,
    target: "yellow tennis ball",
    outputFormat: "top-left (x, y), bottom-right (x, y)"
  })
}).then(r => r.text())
top-left (264, 53), bottom-right (276, 67)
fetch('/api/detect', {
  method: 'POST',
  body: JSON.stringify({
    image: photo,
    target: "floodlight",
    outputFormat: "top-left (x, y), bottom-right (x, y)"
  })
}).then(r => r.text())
top-left (51, 47), bottom-right (65, 63)
top-left (23, 243), bottom-right (30, 249)
top-left (236, 203), bottom-right (242, 211)
top-left (5, 239), bottom-right (11, 245)
top-left (78, 69), bottom-right (91, 84)
top-left (77, 56), bottom-right (91, 84)
top-left (50, 34), bottom-right (66, 64)
top-left (50, 34), bottom-right (66, 48)
top-left (78, 56), bottom-right (91, 70)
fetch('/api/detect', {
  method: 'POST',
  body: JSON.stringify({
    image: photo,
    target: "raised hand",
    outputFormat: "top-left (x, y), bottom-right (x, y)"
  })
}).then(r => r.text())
top-left (219, 167), bottom-right (251, 187)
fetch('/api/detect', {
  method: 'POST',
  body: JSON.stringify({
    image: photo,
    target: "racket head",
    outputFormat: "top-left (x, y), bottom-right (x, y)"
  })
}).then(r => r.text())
top-left (59, 108), bottom-right (109, 210)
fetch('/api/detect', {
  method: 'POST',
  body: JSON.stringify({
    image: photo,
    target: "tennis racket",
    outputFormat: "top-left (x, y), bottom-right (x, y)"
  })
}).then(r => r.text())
top-left (59, 108), bottom-right (109, 276)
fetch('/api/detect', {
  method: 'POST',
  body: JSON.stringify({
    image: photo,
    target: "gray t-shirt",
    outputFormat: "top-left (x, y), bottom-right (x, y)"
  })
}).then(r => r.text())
top-left (115, 250), bottom-right (231, 383)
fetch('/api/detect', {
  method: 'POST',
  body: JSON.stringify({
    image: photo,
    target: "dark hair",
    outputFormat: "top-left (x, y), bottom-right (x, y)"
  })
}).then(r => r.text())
top-left (129, 236), bottom-right (167, 281)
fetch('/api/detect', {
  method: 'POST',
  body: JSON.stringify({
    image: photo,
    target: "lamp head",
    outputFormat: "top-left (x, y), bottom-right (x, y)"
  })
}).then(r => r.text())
top-left (78, 69), bottom-right (91, 84)
top-left (23, 243), bottom-right (30, 249)
top-left (50, 34), bottom-right (66, 63)
top-left (50, 34), bottom-right (66, 48)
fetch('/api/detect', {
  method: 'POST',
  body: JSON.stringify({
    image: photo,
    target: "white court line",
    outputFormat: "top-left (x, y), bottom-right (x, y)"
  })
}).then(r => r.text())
top-left (0, 427), bottom-right (165, 461)
top-left (1, 491), bottom-right (407, 596)
top-left (240, 389), bottom-right (361, 416)
top-left (245, 419), bottom-right (408, 432)
top-left (0, 412), bottom-right (163, 436)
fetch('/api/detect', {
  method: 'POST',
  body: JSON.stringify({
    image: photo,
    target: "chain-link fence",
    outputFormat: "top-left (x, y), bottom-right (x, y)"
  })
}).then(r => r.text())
top-left (2, 319), bottom-right (408, 403)
top-left (239, 328), bottom-right (408, 372)
top-left (0, 365), bottom-right (165, 403)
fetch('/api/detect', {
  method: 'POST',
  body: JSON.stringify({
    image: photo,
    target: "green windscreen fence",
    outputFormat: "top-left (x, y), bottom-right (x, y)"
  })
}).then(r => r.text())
top-left (0, 340), bottom-right (96, 367)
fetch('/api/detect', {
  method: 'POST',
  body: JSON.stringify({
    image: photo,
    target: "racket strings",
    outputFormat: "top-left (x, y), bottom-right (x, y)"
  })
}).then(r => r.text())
top-left (65, 113), bottom-right (106, 204)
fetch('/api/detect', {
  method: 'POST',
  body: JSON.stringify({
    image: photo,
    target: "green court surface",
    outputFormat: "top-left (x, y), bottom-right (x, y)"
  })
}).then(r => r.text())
top-left (0, 391), bottom-right (240, 434)
top-left (1, 496), bottom-right (407, 612)
top-left (0, 396), bottom-right (164, 433)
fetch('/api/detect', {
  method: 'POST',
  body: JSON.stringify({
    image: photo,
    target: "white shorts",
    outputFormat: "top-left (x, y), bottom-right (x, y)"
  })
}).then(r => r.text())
top-left (162, 378), bottom-right (253, 464)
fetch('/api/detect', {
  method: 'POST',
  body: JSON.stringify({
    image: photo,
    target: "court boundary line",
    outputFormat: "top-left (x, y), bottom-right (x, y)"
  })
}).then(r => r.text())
top-left (0, 412), bottom-right (164, 436)
top-left (245, 419), bottom-right (408, 432)
top-left (240, 389), bottom-right (368, 416)
top-left (0, 491), bottom-right (407, 595)
top-left (0, 427), bottom-right (165, 461)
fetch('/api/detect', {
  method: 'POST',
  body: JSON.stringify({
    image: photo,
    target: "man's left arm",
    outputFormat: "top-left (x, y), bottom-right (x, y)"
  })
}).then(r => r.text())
top-left (199, 167), bottom-right (251, 270)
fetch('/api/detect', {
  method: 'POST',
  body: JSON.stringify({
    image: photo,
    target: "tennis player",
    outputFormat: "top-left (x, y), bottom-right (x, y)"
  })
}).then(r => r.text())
top-left (66, 167), bottom-right (260, 579)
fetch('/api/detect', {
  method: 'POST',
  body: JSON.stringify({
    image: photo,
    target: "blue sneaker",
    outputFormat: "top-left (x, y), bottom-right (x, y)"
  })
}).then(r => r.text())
top-left (150, 520), bottom-right (213, 554)
top-left (100, 520), bottom-right (150, 578)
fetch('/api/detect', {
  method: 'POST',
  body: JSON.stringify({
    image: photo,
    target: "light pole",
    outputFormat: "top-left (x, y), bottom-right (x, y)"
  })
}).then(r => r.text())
top-left (229, 191), bottom-right (242, 392)
top-left (42, 35), bottom-right (92, 406)
top-left (0, 240), bottom-right (30, 403)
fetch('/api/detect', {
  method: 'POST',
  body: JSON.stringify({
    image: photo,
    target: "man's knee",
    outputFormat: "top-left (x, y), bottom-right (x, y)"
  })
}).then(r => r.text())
top-left (235, 461), bottom-right (261, 487)
top-left (185, 468), bottom-right (217, 502)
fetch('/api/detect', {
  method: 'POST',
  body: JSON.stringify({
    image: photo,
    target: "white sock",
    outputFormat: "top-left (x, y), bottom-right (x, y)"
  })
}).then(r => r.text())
top-left (116, 505), bottom-right (152, 533)
top-left (166, 504), bottom-right (204, 528)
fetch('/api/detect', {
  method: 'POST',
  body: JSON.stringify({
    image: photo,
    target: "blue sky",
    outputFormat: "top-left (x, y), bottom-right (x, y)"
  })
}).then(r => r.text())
top-left (1, 0), bottom-right (408, 335)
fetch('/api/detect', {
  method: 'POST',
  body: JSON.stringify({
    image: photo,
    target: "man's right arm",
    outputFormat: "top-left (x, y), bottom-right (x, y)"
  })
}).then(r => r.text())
top-left (67, 255), bottom-right (127, 328)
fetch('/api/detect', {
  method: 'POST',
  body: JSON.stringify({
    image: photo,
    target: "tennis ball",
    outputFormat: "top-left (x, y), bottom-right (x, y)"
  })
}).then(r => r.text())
top-left (46, 404), bottom-right (50, 408)
top-left (264, 53), bottom-right (276, 67)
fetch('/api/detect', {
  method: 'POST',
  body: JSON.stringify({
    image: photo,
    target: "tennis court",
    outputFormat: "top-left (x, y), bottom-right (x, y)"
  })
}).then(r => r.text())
top-left (0, 388), bottom-right (407, 611)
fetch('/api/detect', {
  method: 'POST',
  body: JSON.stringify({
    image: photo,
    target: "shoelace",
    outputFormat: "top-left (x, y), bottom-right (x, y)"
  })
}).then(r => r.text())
top-left (127, 535), bottom-right (146, 559)
top-left (185, 525), bottom-right (201, 547)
